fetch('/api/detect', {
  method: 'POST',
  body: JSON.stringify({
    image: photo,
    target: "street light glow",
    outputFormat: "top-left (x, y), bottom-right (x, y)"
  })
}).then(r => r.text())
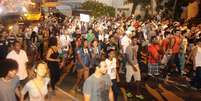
top-left (0, 6), bottom-right (4, 14)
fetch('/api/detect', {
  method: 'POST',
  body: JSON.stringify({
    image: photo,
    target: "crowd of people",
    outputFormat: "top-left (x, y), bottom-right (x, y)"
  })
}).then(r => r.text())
top-left (0, 12), bottom-right (201, 101)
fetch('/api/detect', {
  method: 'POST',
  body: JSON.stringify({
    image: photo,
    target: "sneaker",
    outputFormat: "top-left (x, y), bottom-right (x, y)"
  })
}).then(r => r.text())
top-left (190, 86), bottom-right (198, 91)
top-left (136, 95), bottom-right (144, 100)
top-left (126, 92), bottom-right (133, 98)
top-left (181, 71), bottom-right (187, 75)
top-left (154, 73), bottom-right (160, 76)
top-left (148, 73), bottom-right (153, 76)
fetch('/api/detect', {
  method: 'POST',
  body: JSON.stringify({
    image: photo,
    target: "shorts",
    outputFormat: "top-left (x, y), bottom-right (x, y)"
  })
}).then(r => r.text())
top-left (76, 63), bottom-right (83, 70)
top-left (148, 63), bottom-right (159, 75)
top-left (126, 64), bottom-right (141, 82)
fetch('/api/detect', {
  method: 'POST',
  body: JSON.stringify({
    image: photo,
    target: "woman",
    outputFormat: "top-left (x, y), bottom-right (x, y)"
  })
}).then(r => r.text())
top-left (73, 39), bottom-right (91, 92)
top-left (46, 37), bottom-right (61, 92)
top-left (21, 61), bottom-right (50, 101)
top-left (90, 40), bottom-right (101, 74)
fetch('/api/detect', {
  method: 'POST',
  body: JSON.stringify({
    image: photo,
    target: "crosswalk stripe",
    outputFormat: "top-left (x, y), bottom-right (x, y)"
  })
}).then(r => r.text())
top-left (56, 86), bottom-right (79, 101)
top-left (145, 84), bottom-right (165, 101)
top-left (158, 84), bottom-right (184, 101)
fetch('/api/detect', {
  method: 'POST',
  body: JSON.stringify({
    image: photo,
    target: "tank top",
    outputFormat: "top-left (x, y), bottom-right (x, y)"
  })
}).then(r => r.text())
top-left (50, 48), bottom-right (59, 60)
top-left (47, 48), bottom-right (60, 66)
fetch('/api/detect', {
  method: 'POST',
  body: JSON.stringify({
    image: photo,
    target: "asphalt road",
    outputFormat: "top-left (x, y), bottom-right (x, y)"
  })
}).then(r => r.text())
top-left (57, 72), bottom-right (201, 101)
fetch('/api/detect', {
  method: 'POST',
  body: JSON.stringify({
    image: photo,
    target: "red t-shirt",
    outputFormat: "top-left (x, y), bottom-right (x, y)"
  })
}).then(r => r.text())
top-left (171, 36), bottom-right (181, 54)
top-left (148, 44), bottom-right (161, 64)
top-left (161, 39), bottom-right (169, 52)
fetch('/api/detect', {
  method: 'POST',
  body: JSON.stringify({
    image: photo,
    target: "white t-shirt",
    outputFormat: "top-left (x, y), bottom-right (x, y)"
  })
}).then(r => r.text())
top-left (195, 47), bottom-right (201, 68)
top-left (98, 34), bottom-right (104, 42)
top-left (105, 58), bottom-right (117, 80)
top-left (59, 34), bottom-right (72, 51)
top-left (22, 78), bottom-right (50, 101)
top-left (6, 50), bottom-right (28, 80)
top-left (120, 35), bottom-right (131, 53)
top-left (104, 34), bottom-right (109, 42)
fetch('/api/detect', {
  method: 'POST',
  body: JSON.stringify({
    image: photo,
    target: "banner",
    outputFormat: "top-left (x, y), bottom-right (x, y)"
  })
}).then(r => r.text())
top-left (80, 13), bottom-right (90, 22)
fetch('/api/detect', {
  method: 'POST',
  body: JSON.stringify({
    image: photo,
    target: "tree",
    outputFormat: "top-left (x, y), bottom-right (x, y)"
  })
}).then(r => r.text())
top-left (81, 1), bottom-right (115, 17)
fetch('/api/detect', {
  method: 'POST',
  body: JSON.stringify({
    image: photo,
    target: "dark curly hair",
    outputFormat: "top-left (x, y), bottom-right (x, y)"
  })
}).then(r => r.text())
top-left (0, 59), bottom-right (18, 77)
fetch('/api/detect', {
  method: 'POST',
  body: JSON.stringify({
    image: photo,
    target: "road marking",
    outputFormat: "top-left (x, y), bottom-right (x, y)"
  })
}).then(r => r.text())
top-left (145, 84), bottom-right (165, 101)
top-left (172, 85), bottom-right (184, 92)
top-left (56, 86), bottom-right (79, 101)
top-left (158, 84), bottom-right (184, 101)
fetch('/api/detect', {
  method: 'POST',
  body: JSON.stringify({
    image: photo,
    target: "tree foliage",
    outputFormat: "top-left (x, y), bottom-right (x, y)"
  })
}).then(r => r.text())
top-left (81, 1), bottom-right (115, 17)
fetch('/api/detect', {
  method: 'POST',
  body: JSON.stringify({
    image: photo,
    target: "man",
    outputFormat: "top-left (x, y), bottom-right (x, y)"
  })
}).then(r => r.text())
top-left (0, 59), bottom-right (20, 101)
top-left (148, 36), bottom-right (162, 76)
top-left (178, 31), bottom-right (188, 75)
top-left (190, 40), bottom-right (201, 89)
top-left (105, 35), bottom-right (119, 55)
top-left (86, 28), bottom-right (95, 44)
top-left (169, 30), bottom-right (182, 74)
top-left (59, 31), bottom-right (72, 52)
top-left (83, 58), bottom-right (114, 101)
top-left (0, 34), bottom-right (9, 59)
top-left (72, 27), bottom-right (81, 40)
top-left (120, 30), bottom-right (132, 74)
top-left (120, 31), bottom-right (132, 54)
top-left (105, 49), bottom-right (120, 101)
top-left (125, 36), bottom-right (144, 99)
top-left (6, 41), bottom-right (28, 81)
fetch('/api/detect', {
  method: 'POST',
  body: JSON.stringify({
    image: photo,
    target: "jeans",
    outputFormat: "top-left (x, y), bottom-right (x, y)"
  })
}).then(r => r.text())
top-left (178, 53), bottom-right (185, 72)
top-left (111, 79), bottom-right (120, 101)
top-left (190, 67), bottom-right (201, 89)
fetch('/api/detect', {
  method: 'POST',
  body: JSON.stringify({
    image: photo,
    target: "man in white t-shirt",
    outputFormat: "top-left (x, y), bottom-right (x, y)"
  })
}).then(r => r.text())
top-left (7, 41), bottom-right (28, 81)
top-left (190, 41), bottom-right (201, 89)
top-left (105, 49), bottom-right (120, 101)
top-left (120, 31), bottom-right (132, 54)
top-left (59, 31), bottom-right (73, 52)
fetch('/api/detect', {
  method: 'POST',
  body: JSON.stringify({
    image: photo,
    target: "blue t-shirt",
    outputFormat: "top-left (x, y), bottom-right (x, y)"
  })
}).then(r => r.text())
top-left (76, 48), bottom-right (91, 68)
